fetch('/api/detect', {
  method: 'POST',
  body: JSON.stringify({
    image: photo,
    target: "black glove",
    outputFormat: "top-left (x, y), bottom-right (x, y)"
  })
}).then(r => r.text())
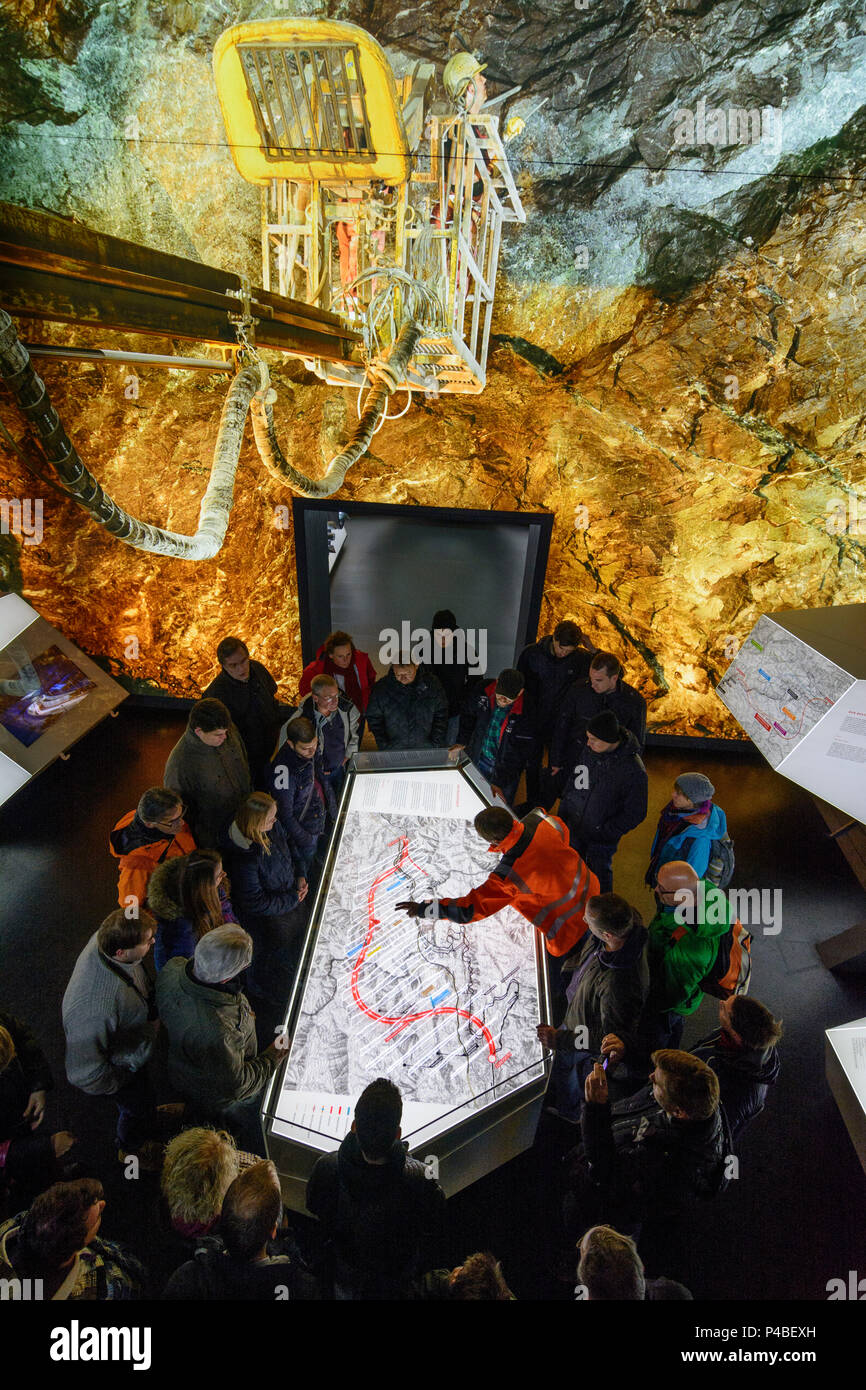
top-left (395, 900), bottom-right (428, 918)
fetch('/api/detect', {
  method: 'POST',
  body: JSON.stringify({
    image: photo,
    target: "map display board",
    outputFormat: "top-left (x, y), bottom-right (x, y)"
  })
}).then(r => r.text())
top-left (826, 1016), bottom-right (866, 1177)
top-left (716, 614), bottom-right (855, 768)
top-left (270, 767), bottom-right (547, 1156)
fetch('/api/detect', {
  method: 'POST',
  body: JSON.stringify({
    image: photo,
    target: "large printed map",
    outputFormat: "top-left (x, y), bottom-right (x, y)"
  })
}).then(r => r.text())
top-left (716, 615), bottom-right (855, 767)
top-left (273, 770), bottom-right (546, 1152)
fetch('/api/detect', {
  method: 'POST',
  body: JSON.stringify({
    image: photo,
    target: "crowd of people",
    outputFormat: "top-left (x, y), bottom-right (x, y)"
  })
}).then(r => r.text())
top-left (0, 614), bottom-right (783, 1300)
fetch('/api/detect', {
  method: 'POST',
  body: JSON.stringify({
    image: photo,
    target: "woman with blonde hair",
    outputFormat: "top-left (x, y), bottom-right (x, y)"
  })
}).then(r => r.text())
top-left (148, 1126), bottom-right (255, 1287)
top-left (161, 1126), bottom-right (245, 1236)
top-left (221, 793), bottom-right (309, 1041)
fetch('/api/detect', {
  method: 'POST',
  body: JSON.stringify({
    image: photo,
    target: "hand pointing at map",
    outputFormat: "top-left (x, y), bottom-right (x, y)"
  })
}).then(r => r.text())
top-left (396, 900), bottom-right (431, 918)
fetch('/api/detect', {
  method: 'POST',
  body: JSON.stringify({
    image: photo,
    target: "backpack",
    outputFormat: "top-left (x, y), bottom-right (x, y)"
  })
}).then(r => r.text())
top-left (680, 832), bottom-right (735, 888)
top-left (672, 916), bottom-right (752, 1000)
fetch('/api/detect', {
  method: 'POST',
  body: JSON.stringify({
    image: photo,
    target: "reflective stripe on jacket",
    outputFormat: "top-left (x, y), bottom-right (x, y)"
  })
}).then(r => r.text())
top-left (436, 810), bottom-right (599, 956)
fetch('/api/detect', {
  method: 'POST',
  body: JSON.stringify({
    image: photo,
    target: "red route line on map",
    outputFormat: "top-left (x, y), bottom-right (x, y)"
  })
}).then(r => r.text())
top-left (729, 667), bottom-right (832, 732)
top-left (349, 837), bottom-right (511, 1068)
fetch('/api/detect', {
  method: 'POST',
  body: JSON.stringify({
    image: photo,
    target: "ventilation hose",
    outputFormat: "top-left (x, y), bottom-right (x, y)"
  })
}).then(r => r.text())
top-left (249, 318), bottom-right (422, 498)
top-left (0, 309), bottom-right (265, 560)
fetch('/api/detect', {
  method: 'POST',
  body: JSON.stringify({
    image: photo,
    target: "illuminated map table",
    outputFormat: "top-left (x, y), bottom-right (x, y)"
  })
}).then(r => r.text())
top-left (263, 751), bottom-right (550, 1210)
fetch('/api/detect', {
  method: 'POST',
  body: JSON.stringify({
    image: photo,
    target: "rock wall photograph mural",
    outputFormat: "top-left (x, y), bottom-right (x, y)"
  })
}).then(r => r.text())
top-left (0, 0), bottom-right (863, 736)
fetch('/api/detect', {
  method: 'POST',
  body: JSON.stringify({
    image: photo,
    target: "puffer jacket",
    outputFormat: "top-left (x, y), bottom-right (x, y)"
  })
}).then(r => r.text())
top-left (155, 958), bottom-right (275, 1111)
top-left (577, 1083), bottom-right (728, 1223)
top-left (691, 1028), bottom-right (780, 1141)
top-left (221, 818), bottom-right (301, 921)
top-left (557, 730), bottom-right (648, 845)
top-left (299, 644), bottom-right (378, 713)
top-left (266, 742), bottom-right (335, 863)
top-left (108, 809), bottom-right (196, 909)
top-left (365, 668), bottom-right (448, 750)
top-left (147, 856), bottom-right (238, 971)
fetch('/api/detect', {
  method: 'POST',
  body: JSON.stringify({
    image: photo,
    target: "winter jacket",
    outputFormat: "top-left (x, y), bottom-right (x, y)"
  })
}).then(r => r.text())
top-left (147, 856), bottom-right (239, 972)
top-left (0, 1215), bottom-right (145, 1299)
top-left (427, 809), bottom-right (599, 957)
top-left (551, 676), bottom-right (647, 762)
top-left (203, 660), bottom-right (286, 774)
top-left (577, 1083), bottom-right (727, 1223)
top-left (163, 1246), bottom-right (319, 1300)
top-left (297, 692), bottom-right (360, 770)
top-left (306, 1131), bottom-right (446, 1299)
top-left (420, 633), bottom-right (484, 715)
top-left (558, 730), bottom-right (648, 847)
top-left (266, 742), bottom-right (335, 863)
top-left (62, 933), bottom-right (158, 1096)
top-left (221, 818), bottom-right (302, 920)
top-left (560, 920), bottom-right (649, 1059)
top-left (647, 802), bottom-right (728, 885)
top-left (365, 668), bottom-right (448, 750)
top-left (109, 810), bottom-right (196, 909)
top-left (0, 1009), bottom-right (53, 1142)
top-left (164, 725), bottom-right (251, 849)
top-left (155, 958), bottom-right (276, 1111)
top-left (458, 682), bottom-right (534, 788)
top-left (691, 1028), bottom-right (780, 1141)
top-left (646, 882), bottom-right (732, 1017)
top-left (299, 644), bottom-right (378, 713)
top-left (517, 635), bottom-right (593, 739)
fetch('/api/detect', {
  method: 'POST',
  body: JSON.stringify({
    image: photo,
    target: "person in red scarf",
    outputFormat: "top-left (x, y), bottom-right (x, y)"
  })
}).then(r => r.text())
top-left (298, 631), bottom-right (378, 715)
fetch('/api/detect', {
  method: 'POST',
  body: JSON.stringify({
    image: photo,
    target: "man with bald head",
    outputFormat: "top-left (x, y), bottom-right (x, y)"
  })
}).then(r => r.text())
top-left (646, 860), bottom-right (732, 1049)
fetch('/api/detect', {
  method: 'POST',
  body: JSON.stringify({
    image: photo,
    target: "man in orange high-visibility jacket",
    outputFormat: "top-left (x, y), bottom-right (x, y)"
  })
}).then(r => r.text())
top-left (397, 806), bottom-right (599, 1010)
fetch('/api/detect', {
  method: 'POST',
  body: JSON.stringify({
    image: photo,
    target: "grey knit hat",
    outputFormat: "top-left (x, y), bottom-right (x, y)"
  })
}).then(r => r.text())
top-left (675, 773), bottom-right (715, 804)
top-left (194, 926), bottom-right (253, 983)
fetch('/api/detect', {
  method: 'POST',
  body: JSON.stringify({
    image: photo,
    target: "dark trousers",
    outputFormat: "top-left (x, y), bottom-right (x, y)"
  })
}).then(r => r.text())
top-left (523, 736), bottom-right (547, 808)
top-left (217, 1091), bottom-right (268, 1158)
top-left (3, 1130), bottom-right (60, 1204)
top-left (647, 1010), bottom-right (685, 1053)
top-left (549, 1048), bottom-right (597, 1120)
top-left (114, 1068), bottom-right (156, 1150)
top-left (244, 908), bottom-right (308, 1044)
top-left (558, 820), bottom-right (617, 894)
top-left (545, 950), bottom-right (573, 1026)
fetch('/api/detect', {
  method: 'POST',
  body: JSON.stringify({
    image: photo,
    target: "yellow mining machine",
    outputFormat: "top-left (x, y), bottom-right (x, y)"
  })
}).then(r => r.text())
top-left (213, 18), bottom-right (526, 400)
top-left (0, 21), bottom-right (527, 557)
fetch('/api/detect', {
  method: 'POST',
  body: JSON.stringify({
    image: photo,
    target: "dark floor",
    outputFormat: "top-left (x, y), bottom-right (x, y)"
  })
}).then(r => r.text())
top-left (1, 705), bottom-right (865, 1302)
